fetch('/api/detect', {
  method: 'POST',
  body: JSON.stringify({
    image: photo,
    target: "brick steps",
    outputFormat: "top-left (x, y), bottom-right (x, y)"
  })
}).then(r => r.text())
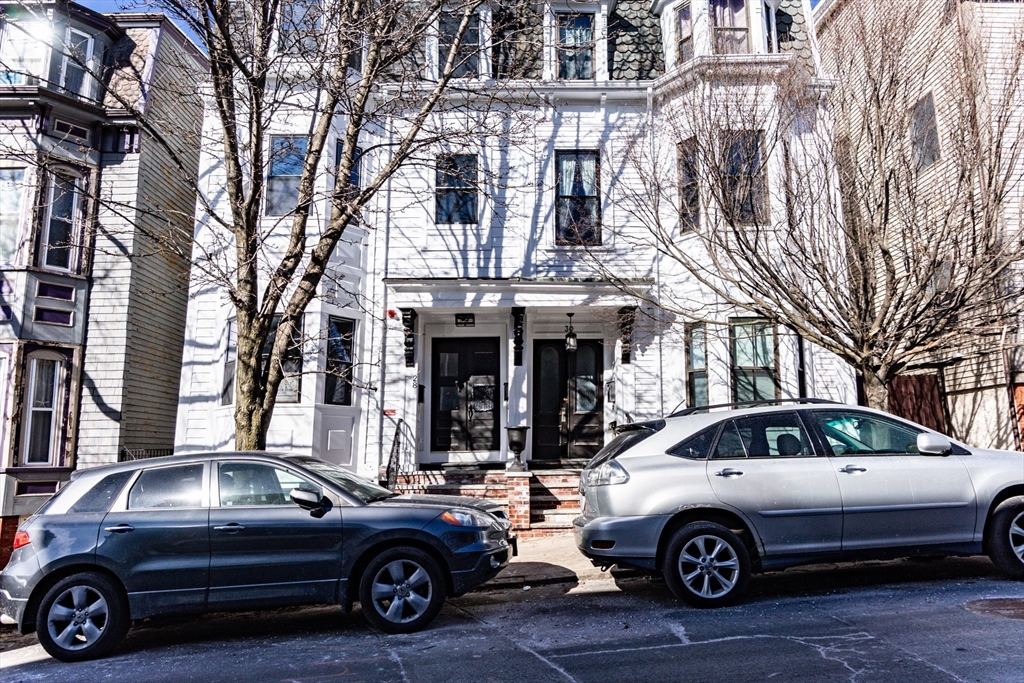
top-left (392, 467), bottom-right (584, 534)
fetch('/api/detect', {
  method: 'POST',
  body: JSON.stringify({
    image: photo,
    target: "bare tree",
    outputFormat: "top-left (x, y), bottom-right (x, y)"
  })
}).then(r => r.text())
top-left (2, 0), bottom-right (540, 449)
top-left (592, 0), bottom-right (1024, 410)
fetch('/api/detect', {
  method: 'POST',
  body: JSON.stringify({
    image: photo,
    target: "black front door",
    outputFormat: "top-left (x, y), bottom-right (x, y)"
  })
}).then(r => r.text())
top-left (431, 337), bottom-right (500, 452)
top-left (532, 339), bottom-right (604, 460)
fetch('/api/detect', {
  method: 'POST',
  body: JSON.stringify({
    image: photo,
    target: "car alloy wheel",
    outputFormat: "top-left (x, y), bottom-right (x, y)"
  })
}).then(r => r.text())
top-left (359, 546), bottom-right (447, 634)
top-left (35, 572), bottom-right (128, 662)
top-left (988, 497), bottom-right (1024, 580)
top-left (679, 534), bottom-right (740, 599)
top-left (662, 521), bottom-right (751, 608)
top-left (371, 558), bottom-right (433, 624)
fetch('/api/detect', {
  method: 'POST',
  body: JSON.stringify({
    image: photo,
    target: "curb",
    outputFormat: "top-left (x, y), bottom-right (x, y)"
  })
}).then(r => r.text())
top-left (474, 567), bottom-right (645, 592)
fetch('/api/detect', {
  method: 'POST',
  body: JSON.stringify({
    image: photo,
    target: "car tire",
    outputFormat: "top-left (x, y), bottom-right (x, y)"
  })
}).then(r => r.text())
top-left (987, 496), bottom-right (1024, 580)
top-left (35, 571), bottom-right (129, 662)
top-left (662, 522), bottom-right (751, 608)
top-left (359, 546), bottom-right (447, 634)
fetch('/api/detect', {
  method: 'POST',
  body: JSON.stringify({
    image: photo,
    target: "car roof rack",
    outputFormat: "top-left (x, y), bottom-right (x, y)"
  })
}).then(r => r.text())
top-left (668, 397), bottom-right (841, 418)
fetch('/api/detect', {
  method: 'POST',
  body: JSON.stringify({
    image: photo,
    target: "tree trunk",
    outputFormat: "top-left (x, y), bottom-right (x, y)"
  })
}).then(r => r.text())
top-left (234, 316), bottom-right (270, 451)
top-left (859, 370), bottom-right (889, 411)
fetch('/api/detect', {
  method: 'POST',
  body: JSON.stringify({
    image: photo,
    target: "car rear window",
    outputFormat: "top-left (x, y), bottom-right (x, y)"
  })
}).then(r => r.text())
top-left (667, 424), bottom-right (719, 460)
top-left (68, 471), bottom-right (134, 514)
top-left (586, 421), bottom-right (665, 468)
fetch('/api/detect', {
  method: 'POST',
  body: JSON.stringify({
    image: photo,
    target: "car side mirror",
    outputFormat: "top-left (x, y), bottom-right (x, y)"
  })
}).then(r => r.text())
top-left (290, 488), bottom-right (328, 517)
top-left (917, 432), bottom-right (952, 456)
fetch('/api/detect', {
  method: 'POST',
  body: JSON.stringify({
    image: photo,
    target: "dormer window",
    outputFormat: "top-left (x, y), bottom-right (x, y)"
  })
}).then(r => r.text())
top-left (676, 3), bottom-right (693, 65)
top-left (556, 13), bottom-right (594, 80)
top-left (439, 10), bottom-right (481, 78)
top-left (711, 0), bottom-right (750, 55)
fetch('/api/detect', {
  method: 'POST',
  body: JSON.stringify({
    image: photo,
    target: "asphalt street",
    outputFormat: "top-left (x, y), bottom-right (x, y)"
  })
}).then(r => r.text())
top-left (1, 556), bottom-right (1022, 682)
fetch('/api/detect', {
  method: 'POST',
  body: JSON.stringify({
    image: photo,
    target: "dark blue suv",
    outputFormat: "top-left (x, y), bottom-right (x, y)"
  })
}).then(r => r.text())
top-left (0, 452), bottom-right (515, 661)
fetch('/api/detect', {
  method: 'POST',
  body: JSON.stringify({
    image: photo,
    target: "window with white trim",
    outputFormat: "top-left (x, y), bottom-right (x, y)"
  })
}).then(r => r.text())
top-left (556, 13), bottom-right (594, 80)
top-left (24, 353), bottom-right (65, 464)
top-left (711, 0), bottom-right (750, 55)
top-left (60, 28), bottom-right (93, 98)
top-left (41, 173), bottom-right (81, 272)
top-left (222, 319), bottom-right (237, 406)
top-left (555, 150), bottom-right (601, 245)
top-left (0, 168), bottom-right (26, 264)
top-left (0, 19), bottom-right (47, 85)
top-left (266, 136), bottom-right (308, 216)
top-left (324, 317), bottom-right (354, 406)
top-left (439, 10), bottom-right (480, 78)
top-left (676, 3), bottom-right (693, 65)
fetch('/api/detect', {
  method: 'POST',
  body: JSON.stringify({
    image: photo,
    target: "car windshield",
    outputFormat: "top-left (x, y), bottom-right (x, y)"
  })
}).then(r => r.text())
top-left (294, 459), bottom-right (395, 503)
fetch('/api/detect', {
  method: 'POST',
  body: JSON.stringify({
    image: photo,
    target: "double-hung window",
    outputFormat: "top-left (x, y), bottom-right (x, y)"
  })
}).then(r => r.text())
top-left (556, 13), bottom-right (594, 80)
top-left (556, 150), bottom-right (600, 245)
top-left (278, 0), bottom-right (319, 54)
top-left (686, 323), bottom-right (708, 407)
top-left (676, 3), bottom-right (693, 65)
top-left (911, 93), bottom-right (940, 170)
top-left (60, 28), bottom-right (93, 98)
top-left (324, 317), bottom-right (355, 406)
top-left (711, 0), bottom-right (750, 54)
top-left (263, 314), bottom-right (303, 403)
top-left (0, 20), bottom-right (46, 85)
top-left (0, 168), bottom-right (26, 264)
top-left (42, 174), bottom-right (80, 271)
top-left (439, 11), bottom-right (480, 78)
top-left (24, 354), bottom-right (64, 464)
top-left (435, 154), bottom-right (478, 224)
top-left (678, 137), bottom-right (699, 230)
top-left (721, 130), bottom-right (767, 225)
top-left (266, 136), bottom-right (308, 216)
top-left (730, 318), bottom-right (777, 402)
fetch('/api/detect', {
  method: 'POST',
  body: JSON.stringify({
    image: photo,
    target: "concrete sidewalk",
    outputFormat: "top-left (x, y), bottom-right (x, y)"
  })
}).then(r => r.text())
top-left (482, 533), bottom-right (639, 590)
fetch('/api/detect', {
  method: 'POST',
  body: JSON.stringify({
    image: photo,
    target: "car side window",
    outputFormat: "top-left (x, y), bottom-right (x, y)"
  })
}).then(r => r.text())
top-left (711, 412), bottom-right (813, 459)
top-left (218, 462), bottom-right (321, 507)
top-left (69, 471), bottom-right (134, 514)
top-left (711, 421), bottom-right (746, 459)
top-left (667, 425), bottom-right (719, 460)
top-left (128, 464), bottom-right (204, 509)
top-left (809, 411), bottom-right (921, 456)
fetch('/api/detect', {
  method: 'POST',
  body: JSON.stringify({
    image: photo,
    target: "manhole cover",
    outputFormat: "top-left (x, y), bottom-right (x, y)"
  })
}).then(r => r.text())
top-left (964, 598), bottom-right (1024, 620)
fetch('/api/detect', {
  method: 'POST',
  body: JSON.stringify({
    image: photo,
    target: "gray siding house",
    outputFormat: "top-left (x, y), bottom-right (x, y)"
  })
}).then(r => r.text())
top-left (0, 1), bottom-right (206, 558)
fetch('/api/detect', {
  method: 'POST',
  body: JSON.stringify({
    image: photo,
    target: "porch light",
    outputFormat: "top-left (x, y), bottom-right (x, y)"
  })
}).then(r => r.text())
top-left (565, 313), bottom-right (578, 353)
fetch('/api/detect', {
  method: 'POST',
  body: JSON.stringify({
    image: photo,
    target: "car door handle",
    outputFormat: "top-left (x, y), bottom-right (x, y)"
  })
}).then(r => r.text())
top-left (838, 465), bottom-right (868, 474)
top-left (214, 524), bottom-right (245, 533)
top-left (715, 469), bottom-right (744, 478)
top-left (104, 524), bottom-right (134, 533)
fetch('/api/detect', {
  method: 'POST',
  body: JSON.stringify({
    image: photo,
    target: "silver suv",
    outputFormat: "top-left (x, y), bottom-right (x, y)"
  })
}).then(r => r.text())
top-left (574, 399), bottom-right (1024, 607)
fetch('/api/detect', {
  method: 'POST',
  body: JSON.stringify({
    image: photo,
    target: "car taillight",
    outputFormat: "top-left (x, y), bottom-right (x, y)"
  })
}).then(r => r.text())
top-left (12, 531), bottom-right (30, 550)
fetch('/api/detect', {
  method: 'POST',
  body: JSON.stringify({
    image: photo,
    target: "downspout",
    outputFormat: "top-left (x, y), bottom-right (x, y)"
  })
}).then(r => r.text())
top-left (375, 113), bottom-right (396, 472)
top-left (648, 85), bottom-right (664, 415)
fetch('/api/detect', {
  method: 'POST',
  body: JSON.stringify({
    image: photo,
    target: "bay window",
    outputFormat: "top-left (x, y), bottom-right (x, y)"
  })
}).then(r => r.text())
top-left (324, 317), bottom-right (354, 406)
top-left (712, 0), bottom-right (750, 54)
top-left (24, 353), bottom-right (64, 464)
top-left (266, 136), bottom-right (308, 216)
top-left (42, 174), bottom-right (81, 271)
top-left (60, 28), bottom-right (93, 98)
top-left (676, 3), bottom-right (693, 65)
top-left (730, 319), bottom-right (777, 402)
top-left (0, 168), bottom-right (25, 264)
top-left (0, 21), bottom-right (47, 85)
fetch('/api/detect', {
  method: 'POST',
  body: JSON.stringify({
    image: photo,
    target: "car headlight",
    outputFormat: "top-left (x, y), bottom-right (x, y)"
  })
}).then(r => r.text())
top-left (440, 509), bottom-right (493, 528)
top-left (583, 460), bottom-right (630, 486)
